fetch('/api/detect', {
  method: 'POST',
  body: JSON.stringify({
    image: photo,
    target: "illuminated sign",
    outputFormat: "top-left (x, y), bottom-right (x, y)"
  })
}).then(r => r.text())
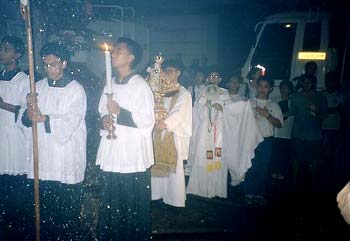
top-left (298, 52), bottom-right (326, 60)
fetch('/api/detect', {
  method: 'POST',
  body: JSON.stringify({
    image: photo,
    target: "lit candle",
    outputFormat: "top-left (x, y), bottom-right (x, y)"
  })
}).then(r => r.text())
top-left (104, 43), bottom-right (112, 93)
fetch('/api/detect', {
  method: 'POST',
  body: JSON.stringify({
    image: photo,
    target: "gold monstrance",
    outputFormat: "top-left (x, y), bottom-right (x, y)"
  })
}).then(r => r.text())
top-left (147, 54), bottom-right (179, 123)
top-left (147, 54), bottom-right (180, 177)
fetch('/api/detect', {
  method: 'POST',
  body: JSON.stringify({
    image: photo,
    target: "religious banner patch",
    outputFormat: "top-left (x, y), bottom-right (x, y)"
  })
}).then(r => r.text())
top-left (215, 147), bottom-right (221, 157)
top-left (206, 160), bottom-right (222, 173)
top-left (213, 160), bottom-right (222, 170)
top-left (206, 150), bottom-right (213, 160)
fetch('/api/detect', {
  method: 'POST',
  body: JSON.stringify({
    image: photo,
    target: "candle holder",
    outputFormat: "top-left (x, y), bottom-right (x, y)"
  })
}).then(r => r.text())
top-left (106, 93), bottom-right (117, 140)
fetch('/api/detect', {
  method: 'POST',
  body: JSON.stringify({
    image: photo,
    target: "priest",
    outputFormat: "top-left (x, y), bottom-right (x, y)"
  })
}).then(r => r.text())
top-left (186, 70), bottom-right (230, 198)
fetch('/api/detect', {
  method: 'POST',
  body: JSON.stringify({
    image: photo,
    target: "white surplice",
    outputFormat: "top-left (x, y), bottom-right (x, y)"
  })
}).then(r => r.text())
top-left (96, 74), bottom-right (155, 173)
top-left (249, 98), bottom-right (284, 138)
top-left (26, 78), bottom-right (87, 184)
top-left (151, 86), bottom-right (192, 207)
top-left (222, 100), bottom-right (263, 186)
top-left (0, 72), bottom-right (30, 175)
top-left (186, 85), bottom-right (229, 198)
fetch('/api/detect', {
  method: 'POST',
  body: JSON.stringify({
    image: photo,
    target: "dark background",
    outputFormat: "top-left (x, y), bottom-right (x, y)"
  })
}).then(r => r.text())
top-left (90, 0), bottom-right (350, 75)
top-left (2, 0), bottom-right (349, 76)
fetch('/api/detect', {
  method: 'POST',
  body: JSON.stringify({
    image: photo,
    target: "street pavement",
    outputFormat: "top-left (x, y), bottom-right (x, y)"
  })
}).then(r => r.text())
top-left (80, 165), bottom-right (350, 241)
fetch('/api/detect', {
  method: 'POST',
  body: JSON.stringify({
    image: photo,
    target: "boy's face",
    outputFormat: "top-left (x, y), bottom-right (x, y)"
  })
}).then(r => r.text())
top-left (208, 72), bottom-right (221, 85)
top-left (165, 67), bottom-right (180, 84)
top-left (280, 84), bottom-right (290, 97)
top-left (257, 80), bottom-right (271, 99)
top-left (0, 42), bottom-right (21, 66)
top-left (305, 64), bottom-right (317, 75)
top-left (301, 78), bottom-right (314, 92)
top-left (111, 42), bottom-right (134, 69)
top-left (195, 72), bottom-right (204, 85)
top-left (228, 77), bottom-right (240, 93)
top-left (42, 54), bottom-right (66, 81)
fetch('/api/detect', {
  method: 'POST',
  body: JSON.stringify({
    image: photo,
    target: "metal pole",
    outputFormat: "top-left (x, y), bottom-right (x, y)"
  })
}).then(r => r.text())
top-left (20, 1), bottom-right (40, 241)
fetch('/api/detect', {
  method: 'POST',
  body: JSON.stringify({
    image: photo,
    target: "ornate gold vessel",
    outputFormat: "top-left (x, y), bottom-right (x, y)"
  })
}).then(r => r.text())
top-left (146, 54), bottom-right (179, 123)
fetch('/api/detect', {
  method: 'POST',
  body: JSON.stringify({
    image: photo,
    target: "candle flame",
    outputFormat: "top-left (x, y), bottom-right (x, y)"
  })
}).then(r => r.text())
top-left (104, 43), bottom-right (109, 51)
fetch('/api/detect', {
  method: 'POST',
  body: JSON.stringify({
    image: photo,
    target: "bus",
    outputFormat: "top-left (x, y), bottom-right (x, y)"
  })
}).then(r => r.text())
top-left (241, 10), bottom-right (349, 100)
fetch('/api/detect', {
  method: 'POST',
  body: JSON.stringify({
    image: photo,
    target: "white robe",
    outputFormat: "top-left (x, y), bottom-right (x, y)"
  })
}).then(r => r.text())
top-left (151, 86), bottom-right (192, 207)
top-left (222, 100), bottom-right (263, 186)
top-left (26, 78), bottom-right (87, 184)
top-left (96, 74), bottom-right (155, 173)
top-left (187, 85), bottom-right (204, 104)
top-left (249, 98), bottom-right (284, 138)
top-left (186, 86), bottom-right (229, 198)
top-left (0, 72), bottom-right (30, 175)
top-left (227, 93), bottom-right (246, 103)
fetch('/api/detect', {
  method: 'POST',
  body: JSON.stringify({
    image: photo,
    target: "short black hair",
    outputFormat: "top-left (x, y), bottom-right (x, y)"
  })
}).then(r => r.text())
top-left (40, 42), bottom-right (70, 63)
top-left (279, 80), bottom-right (294, 93)
top-left (257, 75), bottom-right (274, 87)
top-left (207, 65), bottom-right (221, 76)
top-left (163, 59), bottom-right (184, 72)
top-left (1, 35), bottom-right (25, 57)
top-left (117, 37), bottom-right (143, 68)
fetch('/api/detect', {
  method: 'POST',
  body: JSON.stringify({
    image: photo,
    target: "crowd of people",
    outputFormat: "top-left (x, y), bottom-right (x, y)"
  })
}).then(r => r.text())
top-left (1, 33), bottom-right (350, 241)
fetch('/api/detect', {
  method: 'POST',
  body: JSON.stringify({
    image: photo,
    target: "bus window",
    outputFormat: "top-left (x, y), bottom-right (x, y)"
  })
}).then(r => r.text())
top-left (251, 23), bottom-right (296, 81)
top-left (303, 22), bottom-right (321, 51)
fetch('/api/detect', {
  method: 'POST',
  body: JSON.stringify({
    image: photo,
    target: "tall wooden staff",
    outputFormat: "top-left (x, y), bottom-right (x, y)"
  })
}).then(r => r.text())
top-left (20, 1), bottom-right (41, 241)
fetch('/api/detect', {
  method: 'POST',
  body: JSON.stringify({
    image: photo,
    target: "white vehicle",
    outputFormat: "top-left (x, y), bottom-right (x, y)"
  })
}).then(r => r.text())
top-left (242, 10), bottom-right (349, 100)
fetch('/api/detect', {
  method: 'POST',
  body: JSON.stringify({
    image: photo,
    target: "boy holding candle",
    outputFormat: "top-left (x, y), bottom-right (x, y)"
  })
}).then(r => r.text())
top-left (244, 75), bottom-right (283, 205)
top-left (96, 37), bottom-right (155, 241)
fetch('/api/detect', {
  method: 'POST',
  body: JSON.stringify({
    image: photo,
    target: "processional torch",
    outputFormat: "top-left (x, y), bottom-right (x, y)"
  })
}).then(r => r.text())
top-left (20, 0), bottom-right (40, 240)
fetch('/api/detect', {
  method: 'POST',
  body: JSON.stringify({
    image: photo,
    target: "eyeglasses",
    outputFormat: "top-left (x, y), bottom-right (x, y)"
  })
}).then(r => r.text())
top-left (43, 60), bottom-right (61, 69)
top-left (209, 74), bottom-right (220, 79)
top-left (165, 68), bottom-right (179, 73)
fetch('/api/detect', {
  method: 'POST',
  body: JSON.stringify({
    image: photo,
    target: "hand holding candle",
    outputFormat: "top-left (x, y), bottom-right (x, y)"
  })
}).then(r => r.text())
top-left (104, 43), bottom-right (112, 93)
